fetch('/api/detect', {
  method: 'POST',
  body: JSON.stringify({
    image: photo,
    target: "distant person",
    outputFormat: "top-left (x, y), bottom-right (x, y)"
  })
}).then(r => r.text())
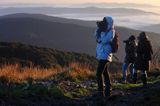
top-left (94, 16), bottom-right (115, 97)
top-left (122, 35), bottom-right (137, 83)
top-left (133, 32), bottom-right (153, 86)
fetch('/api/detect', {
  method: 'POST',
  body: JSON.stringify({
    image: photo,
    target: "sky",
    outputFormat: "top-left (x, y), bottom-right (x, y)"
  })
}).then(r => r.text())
top-left (0, 0), bottom-right (160, 6)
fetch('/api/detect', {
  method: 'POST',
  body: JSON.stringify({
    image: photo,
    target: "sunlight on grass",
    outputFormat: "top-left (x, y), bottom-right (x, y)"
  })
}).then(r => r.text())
top-left (0, 63), bottom-right (160, 101)
top-left (68, 63), bottom-right (95, 80)
top-left (0, 64), bottom-right (60, 82)
top-left (0, 63), bottom-right (95, 83)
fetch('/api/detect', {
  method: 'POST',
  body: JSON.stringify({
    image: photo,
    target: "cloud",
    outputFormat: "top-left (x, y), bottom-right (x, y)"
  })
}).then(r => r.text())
top-left (0, 0), bottom-right (160, 6)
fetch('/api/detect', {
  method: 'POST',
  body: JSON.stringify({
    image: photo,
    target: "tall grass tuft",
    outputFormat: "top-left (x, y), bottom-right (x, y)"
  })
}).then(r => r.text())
top-left (68, 63), bottom-right (95, 80)
top-left (0, 63), bottom-right (95, 83)
top-left (0, 64), bottom-right (60, 83)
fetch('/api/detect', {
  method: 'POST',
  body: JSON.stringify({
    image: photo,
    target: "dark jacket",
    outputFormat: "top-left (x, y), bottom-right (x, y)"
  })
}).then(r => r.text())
top-left (134, 39), bottom-right (153, 70)
top-left (124, 40), bottom-right (137, 63)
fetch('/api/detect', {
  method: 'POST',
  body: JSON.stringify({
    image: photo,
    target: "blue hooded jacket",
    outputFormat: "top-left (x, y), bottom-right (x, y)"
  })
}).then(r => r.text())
top-left (94, 16), bottom-right (115, 62)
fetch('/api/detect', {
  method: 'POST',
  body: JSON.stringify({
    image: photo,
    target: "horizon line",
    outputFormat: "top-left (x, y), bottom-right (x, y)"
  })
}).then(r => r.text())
top-left (0, 2), bottom-right (158, 6)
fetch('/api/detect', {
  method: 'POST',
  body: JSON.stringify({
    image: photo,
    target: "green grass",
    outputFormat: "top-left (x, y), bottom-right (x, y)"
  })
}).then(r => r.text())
top-left (113, 83), bottom-right (142, 89)
top-left (0, 75), bottom-right (160, 105)
top-left (0, 60), bottom-right (160, 105)
top-left (64, 88), bottom-right (90, 98)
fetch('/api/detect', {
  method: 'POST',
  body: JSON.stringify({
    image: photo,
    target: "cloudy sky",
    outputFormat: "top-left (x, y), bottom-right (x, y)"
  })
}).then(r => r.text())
top-left (0, 0), bottom-right (160, 6)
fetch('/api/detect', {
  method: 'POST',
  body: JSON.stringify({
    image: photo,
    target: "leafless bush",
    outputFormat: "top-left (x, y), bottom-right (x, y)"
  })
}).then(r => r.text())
top-left (152, 47), bottom-right (160, 70)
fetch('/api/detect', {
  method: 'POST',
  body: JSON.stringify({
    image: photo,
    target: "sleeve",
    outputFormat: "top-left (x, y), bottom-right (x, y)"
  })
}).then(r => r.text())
top-left (93, 27), bottom-right (102, 43)
top-left (125, 44), bottom-right (130, 54)
top-left (101, 30), bottom-right (115, 45)
top-left (94, 27), bottom-right (100, 39)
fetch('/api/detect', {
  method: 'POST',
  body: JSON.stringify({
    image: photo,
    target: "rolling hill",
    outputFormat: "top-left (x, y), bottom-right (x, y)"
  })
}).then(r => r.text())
top-left (0, 42), bottom-right (122, 71)
top-left (0, 42), bottom-right (97, 68)
top-left (141, 24), bottom-right (160, 34)
top-left (0, 13), bottom-right (160, 62)
top-left (0, 13), bottom-right (95, 27)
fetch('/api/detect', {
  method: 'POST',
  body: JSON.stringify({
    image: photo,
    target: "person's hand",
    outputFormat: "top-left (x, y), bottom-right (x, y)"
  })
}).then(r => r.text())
top-left (96, 39), bottom-right (102, 43)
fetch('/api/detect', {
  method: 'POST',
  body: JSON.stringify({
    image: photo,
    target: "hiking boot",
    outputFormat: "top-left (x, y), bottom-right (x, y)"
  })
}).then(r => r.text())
top-left (122, 80), bottom-right (127, 84)
top-left (132, 73), bottom-right (137, 84)
top-left (141, 72), bottom-right (147, 85)
top-left (105, 88), bottom-right (112, 97)
top-left (92, 91), bottom-right (105, 98)
top-left (142, 83), bottom-right (148, 88)
top-left (105, 92), bottom-right (112, 97)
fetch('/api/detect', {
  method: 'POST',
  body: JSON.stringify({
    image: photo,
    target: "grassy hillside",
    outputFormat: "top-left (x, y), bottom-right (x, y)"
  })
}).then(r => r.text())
top-left (0, 16), bottom-right (96, 57)
top-left (0, 42), bottom-right (98, 69)
top-left (0, 43), bottom-right (160, 106)
top-left (0, 60), bottom-right (160, 106)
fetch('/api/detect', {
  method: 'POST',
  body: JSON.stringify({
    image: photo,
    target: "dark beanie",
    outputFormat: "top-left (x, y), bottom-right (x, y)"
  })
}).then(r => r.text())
top-left (129, 35), bottom-right (135, 41)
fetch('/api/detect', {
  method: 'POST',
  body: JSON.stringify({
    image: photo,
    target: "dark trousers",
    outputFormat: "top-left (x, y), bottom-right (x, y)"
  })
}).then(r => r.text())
top-left (133, 70), bottom-right (147, 85)
top-left (96, 60), bottom-right (112, 95)
top-left (122, 62), bottom-right (134, 81)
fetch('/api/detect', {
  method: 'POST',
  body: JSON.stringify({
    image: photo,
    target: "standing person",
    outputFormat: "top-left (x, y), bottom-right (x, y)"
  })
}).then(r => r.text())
top-left (122, 35), bottom-right (137, 83)
top-left (133, 32), bottom-right (153, 86)
top-left (94, 16), bottom-right (115, 97)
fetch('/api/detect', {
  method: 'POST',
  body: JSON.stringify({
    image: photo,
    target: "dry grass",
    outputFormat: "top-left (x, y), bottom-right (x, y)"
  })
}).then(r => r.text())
top-left (68, 63), bottom-right (95, 79)
top-left (0, 64), bottom-right (61, 82)
top-left (0, 63), bottom-right (95, 83)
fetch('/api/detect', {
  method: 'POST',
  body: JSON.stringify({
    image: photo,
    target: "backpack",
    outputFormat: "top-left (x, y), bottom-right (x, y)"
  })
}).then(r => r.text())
top-left (111, 32), bottom-right (119, 53)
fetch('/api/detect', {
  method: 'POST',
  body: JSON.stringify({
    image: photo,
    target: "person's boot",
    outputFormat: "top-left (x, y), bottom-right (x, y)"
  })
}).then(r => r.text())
top-left (132, 73), bottom-right (137, 84)
top-left (105, 85), bottom-right (112, 97)
top-left (129, 64), bottom-right (134, 82)
top-left (92, 90), bottom-right (105, 98)
top-left (122, 80), bottom-right (127, 84)
top-left (141, 71), bottom-right (147, 87)
top-left (105, 90), bottom-right (112, 97)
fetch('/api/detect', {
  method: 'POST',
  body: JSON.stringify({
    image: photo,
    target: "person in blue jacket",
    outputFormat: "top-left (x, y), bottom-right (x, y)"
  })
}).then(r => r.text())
top-left (94, 16), bottom-right (115, 97)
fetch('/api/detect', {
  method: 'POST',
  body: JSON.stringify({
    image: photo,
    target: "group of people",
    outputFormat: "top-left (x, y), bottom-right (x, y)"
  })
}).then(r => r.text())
top-left (94, 16), bottom-right (153, 97)
top-left (122, 32), bottom-right (153, 85)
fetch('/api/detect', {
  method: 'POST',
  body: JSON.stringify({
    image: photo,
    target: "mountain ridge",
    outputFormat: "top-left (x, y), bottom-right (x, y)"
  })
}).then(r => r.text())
top-left (0, 7), bottom-right (158, 16)
top-left (141, 24), bottom-right (160, 34)
top-left (0, 42), bottom-right (97, 68)
top-left (0, 13), bottom-right (160, 62)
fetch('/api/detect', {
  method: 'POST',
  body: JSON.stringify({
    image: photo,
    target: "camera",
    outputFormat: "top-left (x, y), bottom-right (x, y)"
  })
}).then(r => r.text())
top-left (96, 21), bottom-right (106, 31)
top-left (123, 40), bottom-right (129, 44)
top-left (97, 21), bottom-right (104, 27)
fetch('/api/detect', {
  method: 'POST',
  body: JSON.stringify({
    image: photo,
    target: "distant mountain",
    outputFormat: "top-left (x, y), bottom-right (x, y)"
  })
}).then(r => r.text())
top-left (0, 7), bottom-right (157, 16)
top-left (0, 13), bottom-right (160, 62)
top-left (141, 24), bottom-right (160, 34)
top-left (75, 3), bottom-right (159, 8)
top-left (0, 13), bottom-right (95, 27)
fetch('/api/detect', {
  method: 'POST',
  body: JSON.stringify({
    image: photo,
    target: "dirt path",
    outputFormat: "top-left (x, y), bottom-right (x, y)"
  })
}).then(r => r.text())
top-left (1, 81), bottom-right (160, 106)
top-left (66, 81), bottom-right (160, 106)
